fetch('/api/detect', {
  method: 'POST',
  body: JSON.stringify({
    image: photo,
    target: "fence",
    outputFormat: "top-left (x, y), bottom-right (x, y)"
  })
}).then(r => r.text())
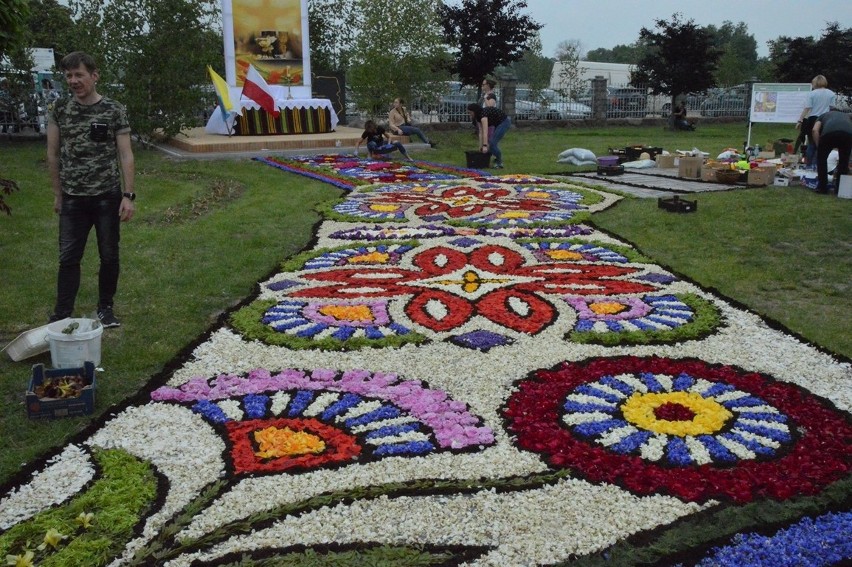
top-left (343, 80), bottom-right (766, 125)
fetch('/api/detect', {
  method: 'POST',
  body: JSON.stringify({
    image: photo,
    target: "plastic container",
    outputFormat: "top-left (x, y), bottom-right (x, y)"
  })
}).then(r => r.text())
top-left (2, 320), bottom-right (66, 361)
top-left (465, 150), bottom-right (491, 169)
top-left (46, 318), bottom-right (103, 368)
top-left (597, 156), bottom-right (620, 167)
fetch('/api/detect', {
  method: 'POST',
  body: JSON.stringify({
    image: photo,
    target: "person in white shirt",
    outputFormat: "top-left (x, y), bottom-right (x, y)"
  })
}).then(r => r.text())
top-left (797, 75), bottom-right (836, 167)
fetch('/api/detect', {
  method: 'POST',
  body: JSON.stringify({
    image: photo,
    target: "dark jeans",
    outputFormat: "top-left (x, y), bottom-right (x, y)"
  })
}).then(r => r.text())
top-left (399, 124), bottom-right (429, 144)
top-left (54, 190), bottom-right (122, 317)
top-left (817, 131), bottom-right (852, 191)
top-left (488, 117), bottom-right (511, 165)
top-left (367, 140), bottom-right (409, 157)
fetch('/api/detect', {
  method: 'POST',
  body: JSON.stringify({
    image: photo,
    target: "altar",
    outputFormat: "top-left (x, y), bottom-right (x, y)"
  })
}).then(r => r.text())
top-left (205, 92), bottom-right (339, 136)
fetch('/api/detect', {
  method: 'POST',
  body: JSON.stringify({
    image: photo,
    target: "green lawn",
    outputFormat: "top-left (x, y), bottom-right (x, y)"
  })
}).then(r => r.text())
top-left (0, 121), bottom-right (849, 486)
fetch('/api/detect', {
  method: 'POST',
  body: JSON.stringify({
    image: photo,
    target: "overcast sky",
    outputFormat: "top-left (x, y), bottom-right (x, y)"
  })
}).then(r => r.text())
top-left (524, 0), bottom-right (851, 59)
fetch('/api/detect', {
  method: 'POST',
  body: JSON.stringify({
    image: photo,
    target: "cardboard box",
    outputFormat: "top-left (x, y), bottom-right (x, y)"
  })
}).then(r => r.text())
top-left (678, 156), bottom-right (704, 179)
top-left (655, 154), bottom-right (676, 169)
top-left (747, 167), bottom-right (775, 186)
top-left (757, 151), bottom-right (776, 159)
top-left (27, 362), bottom-right (96, 419)
top-left (700, 166), bottom-right (720, 182)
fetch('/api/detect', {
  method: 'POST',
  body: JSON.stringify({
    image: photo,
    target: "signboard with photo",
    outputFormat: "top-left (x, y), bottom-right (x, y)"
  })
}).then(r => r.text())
top-left (750, 83), bottom-right (811, 124)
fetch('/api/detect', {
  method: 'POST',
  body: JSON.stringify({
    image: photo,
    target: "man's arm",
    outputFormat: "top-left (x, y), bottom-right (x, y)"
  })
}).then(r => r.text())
top-left (116, 131), bottom-right (135, 221)
top-left (811, 120), bottom-right (822, 146)
top-left (46, 122), bottom-right (62, 214)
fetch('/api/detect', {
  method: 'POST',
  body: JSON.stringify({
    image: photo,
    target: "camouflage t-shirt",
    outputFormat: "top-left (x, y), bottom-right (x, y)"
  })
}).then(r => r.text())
top-left (49, 97), bottom-right (131, 196)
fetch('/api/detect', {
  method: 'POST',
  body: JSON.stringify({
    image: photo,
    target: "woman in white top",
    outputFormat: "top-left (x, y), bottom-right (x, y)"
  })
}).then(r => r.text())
top-left (797, 75), bottom-right (836, 167)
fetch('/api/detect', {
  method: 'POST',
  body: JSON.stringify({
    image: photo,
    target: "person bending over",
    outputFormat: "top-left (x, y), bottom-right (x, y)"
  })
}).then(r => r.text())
top-left (356, 120), bottom-right (413, 160)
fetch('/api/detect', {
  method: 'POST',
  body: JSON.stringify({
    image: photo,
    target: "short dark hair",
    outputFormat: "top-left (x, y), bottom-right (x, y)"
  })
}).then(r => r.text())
top-left (61, 51), bottom-right (98, 73)
top-left (485, 93), bottom-right (497, 101)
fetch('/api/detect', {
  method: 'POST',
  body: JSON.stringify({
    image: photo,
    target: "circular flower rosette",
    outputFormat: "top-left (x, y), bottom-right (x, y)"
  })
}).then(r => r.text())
top-left (504, 356), bottom-right (852, 503)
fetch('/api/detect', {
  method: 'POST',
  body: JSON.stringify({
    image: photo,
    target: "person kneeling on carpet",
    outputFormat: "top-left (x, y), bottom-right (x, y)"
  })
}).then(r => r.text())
top-left (356, 120), bottom-right (414, 161)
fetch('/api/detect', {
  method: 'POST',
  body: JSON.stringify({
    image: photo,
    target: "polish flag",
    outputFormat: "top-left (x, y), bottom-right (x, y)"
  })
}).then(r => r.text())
top-left (242, 64), bottom-right (279, 116)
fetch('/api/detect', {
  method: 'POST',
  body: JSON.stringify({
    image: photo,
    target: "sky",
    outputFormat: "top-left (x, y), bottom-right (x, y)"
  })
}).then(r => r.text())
top-left (525, 0), bottom-right (852, 59)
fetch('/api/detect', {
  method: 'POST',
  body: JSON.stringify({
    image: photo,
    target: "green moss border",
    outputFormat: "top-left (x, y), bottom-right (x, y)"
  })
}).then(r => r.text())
top-left (0, 448), bottom-right (159, 567)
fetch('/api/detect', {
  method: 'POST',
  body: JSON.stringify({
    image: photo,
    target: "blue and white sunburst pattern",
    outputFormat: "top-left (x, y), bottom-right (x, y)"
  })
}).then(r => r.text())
top-left (570, 294), bottom-right (695, 334)
top-left (192, 391), bottom-right (436, 457)
top-left (300, 244), bottom-right (415, 270)
top-left (522, 241), bottom-right (630, 263)
top-left (262, 299), bottom-right (414, 341)
top-left (561, 371), bottom-right (795, 467)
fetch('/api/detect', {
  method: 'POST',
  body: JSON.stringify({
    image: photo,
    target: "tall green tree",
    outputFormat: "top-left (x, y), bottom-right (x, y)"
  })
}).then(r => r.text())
top-left (437, 0), bottom-right (542, 87)
top-left (24, 0), bottom-right (75, 64)
top-left (770, 23), bottom-right (851, 96)
top-left (65, 0), bottom-right (222, 140)
top-left (308, 0), bottom-right (357, 72)
top-left (706, 21), bottom-right (758, 85)
top-left (0, 0), bottom-right (30, 60)
top-left (632, 14), bottom-right (721, 105)
top-left (510, 33), bottom-right (552, 92)
top-left (585, 43), bottom-right (642, 64)
top-left (347, 0), bottom-right (449, 118)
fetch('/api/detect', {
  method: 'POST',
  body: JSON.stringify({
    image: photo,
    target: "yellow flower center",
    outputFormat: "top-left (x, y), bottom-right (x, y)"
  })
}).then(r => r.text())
top-left (621, 391), bottom-right (732, 436)
top-left (254, 426), bottom-right (326, 459)
top-left (497, 211), bottom-right (531, 219)
top-left (525, 191), bottom-right (551, 199)
top-left (369, 204), bottom-right (399, 212)
top-left (545, 250), bottom-right (585, 261)
top-left (317, 304), bottom-right (375, 323)
top-left (347, 251), bottom-right (390, 264)
top-left (589, 301), bottom-right (627, 315)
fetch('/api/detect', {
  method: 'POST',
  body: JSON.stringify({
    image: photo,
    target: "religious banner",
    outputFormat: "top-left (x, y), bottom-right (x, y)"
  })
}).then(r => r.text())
top-left (224, 0), bottom-right (309, 90)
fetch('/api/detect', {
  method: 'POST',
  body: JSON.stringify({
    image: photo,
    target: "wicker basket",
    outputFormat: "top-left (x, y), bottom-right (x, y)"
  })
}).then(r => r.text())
top-left (715, 169), bottom-right (742, 184)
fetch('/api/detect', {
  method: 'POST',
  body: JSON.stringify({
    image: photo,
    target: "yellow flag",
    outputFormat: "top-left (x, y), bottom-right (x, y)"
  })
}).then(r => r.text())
top-left (207, 65), bottom-right (234, 119)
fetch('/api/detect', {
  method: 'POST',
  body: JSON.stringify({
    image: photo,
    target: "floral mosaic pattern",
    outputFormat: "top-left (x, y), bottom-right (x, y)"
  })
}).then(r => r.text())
top-left (233, 238), bottom-right (682, 350)
top-left (330, 180), bottom-right (601, 226)
top-left (256, 154), bottom-right (482, 190)
top-left (151, 368), bottom-right (494, 475)
top-left (2, 157), bottom-right (850, 567)
top-left (504, 356), bottom-right (852, 503)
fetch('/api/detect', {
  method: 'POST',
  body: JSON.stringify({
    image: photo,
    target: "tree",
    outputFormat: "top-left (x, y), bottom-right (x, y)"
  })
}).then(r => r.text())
top-left (632, 13), bottom-right (721, 105)
top-left (553, 40), bottom-right (584, 100)
top-left (585, 43), bottom-right (642, 64)
top-left (771, 23), bottom-right (852, 97)
top-left (66, 0), bottom-right (223, 141)
top-left (0, 0), bottom-right (30, 60)
top-left (308, 0), bottom-right (357, 72)
top-left (510, 33), bottom-right (552, 92)
top-left (347, 0), bottom-right (449, 118)
top-left (24, 0), bottom-right (75, 64)
top-left (437, 0), bottom-right (542, 87)
top-left (706, 21), bottom-right (758, 85)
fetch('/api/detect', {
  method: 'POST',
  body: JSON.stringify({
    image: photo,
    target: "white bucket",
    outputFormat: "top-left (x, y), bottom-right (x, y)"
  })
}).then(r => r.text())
top-left (838, 174), bottom-right (852, 199)
top-left (46, 318), bottom-right (103, 368)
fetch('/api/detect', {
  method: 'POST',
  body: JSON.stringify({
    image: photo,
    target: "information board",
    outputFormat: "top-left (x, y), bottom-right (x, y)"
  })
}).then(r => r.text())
top-left (750, 83), bottom-right (811, 124)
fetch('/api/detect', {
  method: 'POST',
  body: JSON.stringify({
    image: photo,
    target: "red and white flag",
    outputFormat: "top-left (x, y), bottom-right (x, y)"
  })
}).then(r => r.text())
top-left (242, 64), bottom-right (279, 116)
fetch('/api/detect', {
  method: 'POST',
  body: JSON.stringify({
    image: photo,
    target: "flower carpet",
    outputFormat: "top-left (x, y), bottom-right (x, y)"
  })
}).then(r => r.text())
top-left (1, 156), bottom-right (850, 566)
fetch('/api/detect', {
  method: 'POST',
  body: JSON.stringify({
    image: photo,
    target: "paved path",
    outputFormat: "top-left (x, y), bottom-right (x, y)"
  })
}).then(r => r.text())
top-left (565, 169), bottom-right (742, 198)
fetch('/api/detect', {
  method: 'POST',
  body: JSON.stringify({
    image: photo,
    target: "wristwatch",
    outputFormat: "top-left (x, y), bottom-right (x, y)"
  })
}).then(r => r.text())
top-left (123, 192), bottom-right (136, 201)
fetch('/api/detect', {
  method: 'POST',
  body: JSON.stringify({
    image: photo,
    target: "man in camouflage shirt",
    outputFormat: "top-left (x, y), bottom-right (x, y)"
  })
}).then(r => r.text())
top-left (47, 51), bottom-right (136, 328)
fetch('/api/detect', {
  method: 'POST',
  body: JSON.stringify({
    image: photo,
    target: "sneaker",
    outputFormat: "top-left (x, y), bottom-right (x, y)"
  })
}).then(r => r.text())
top-left (97, 306), bottom-right (121, 328)
top-left (429, 141), bottom-right (438, 148)
top-left (494, 163), bottom-right (505, 169)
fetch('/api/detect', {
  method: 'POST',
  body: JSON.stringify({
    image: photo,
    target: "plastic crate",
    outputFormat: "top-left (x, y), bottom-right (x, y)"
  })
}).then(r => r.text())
top-left (465, 150), bottom-right (491, 169)
top-left (26, 362), bottom-right (96, 419)
top-left (658, 196), bottom-right (697, 213)
top-left (597, 165), bottom-right (624, 176)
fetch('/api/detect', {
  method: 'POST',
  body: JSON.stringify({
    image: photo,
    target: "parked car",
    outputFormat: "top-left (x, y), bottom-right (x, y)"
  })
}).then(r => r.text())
top-left (577, 86), bottom-right (648, 118)
top-left (437, 81), bottom-right (478, 122)
top-left (700, 85), bottom-right (749, 117)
